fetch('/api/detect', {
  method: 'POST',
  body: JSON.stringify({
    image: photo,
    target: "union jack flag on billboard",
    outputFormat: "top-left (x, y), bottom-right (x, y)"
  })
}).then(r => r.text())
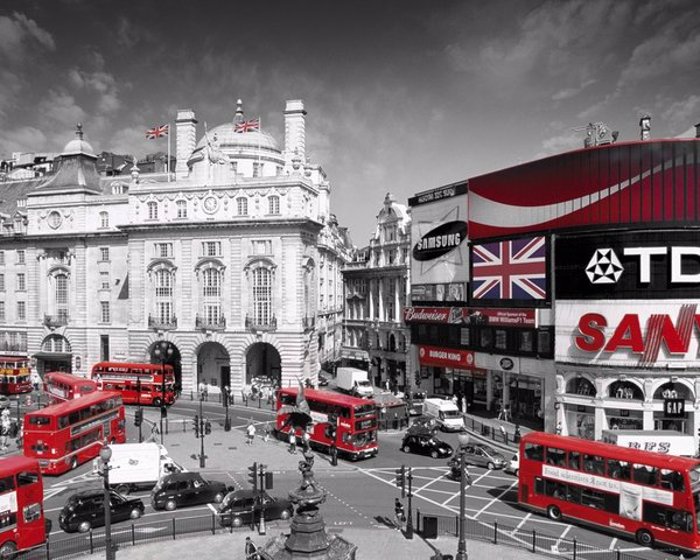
top-left (471, 236), bottom-right (547, 300)
top-left (235, 118), bottom-right (260, 133)
top-left (146, 124), bottom-right (169, 139)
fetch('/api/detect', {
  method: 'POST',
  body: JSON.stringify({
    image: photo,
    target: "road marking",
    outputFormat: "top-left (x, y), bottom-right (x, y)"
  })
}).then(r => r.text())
top-left (553, 524), bottom-right (572, 550)
top-left (44, 487), bottom-right (67, 501)
top-left (471, 480), bottom-right (518, 519)
top-left (415, 471), bottom-right (449, 493)
top-left (608, 537), bottom-right (617, 550)
top-left (510, 512), bottom-right (531, 534)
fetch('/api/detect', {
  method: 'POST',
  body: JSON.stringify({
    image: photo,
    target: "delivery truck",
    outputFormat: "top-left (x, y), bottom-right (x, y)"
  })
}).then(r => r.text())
top-left (601, 429), bottom-right (696, 457)
top-left (335, 367), bottom-right (374, 398)
top-left (92, 442), bottom-right (184, 493)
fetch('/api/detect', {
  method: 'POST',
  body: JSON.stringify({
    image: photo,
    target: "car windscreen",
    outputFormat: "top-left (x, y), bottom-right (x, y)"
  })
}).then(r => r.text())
top-left (442, 410), bottom-right (462, 418)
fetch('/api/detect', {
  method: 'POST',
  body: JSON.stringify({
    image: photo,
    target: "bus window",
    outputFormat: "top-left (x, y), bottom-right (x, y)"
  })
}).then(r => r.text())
top-left (643, 503), bottom-right (692, 532)
top-left (633, 464), bottom-right (658, 486)
top-left (608, 460), bottom-right (631, 480)
top-left (524, 443), bottom-right (543, 461)
top-left (0, 476), bottom-right (15, 493)
top-left (545, 447), bottom-right (566, 467)
top-left (28, 416), bottom-right (51, 426)
top-left (23, 503), bottom-right (42, 523)
top-left (583, 454), bottom-right (605, 475)
top-left (17, 471), bottom-right (39, 486)
top-left (568, 451), bottom-right (582, 471)
top-left (660, 469), bottom-right (685, 492)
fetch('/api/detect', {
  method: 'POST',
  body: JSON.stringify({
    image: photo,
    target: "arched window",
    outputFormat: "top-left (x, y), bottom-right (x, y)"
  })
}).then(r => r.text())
top-left (566, 377), bottom-right (596, 397)
top-left (99, 211), bottom-right (109, 228)
top-left (268, 196), bottom-right (280, 215)
top-left (42, 334), bottom-right (71, 353)
top-left (237, 198), bottom-right (248, 216)
top-left (253, 267), bottom-right (272, 325)
top-left (148, 201), bottom-right (158, 220)
top-left (653, 382), bottom-right (692, 401)
top-left (608, 380), bottom-right (643, 401)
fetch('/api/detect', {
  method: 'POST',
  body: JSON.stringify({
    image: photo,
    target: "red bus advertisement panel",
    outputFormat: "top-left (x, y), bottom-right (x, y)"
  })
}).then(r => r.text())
top-left (23, 391), bottom-right (126, 475)
top-left (519, 432), bottom-right (700, 553)
top-left (0, 456), bottom-right (48, 555)
top-left (43, 372), bottom-right (98, 404)
top-left (91, 361), bottom-right (176, 406)
top-left (275, 387), bottom-right (378, 460)
top-left (0, 356), bottom-right (32, 396)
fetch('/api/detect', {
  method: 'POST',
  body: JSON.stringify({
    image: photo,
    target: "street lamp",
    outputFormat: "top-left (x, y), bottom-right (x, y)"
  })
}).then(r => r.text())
top-left (99, 445), bottom-right (116, 560)
top-left (153, 341), bottom-right (173, 445)
top-left (136, 378), bottom-right (143, 443)
top-left (455, 434), bottom-right (471, 560)
top-left (198, 388), bottom-right (207, 468)
top-left (223, 385), bottom-right (231, 432)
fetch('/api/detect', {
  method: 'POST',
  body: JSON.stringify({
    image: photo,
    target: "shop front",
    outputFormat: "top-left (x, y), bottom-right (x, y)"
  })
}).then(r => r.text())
top-left (417, 344), bottom-right (478, 404)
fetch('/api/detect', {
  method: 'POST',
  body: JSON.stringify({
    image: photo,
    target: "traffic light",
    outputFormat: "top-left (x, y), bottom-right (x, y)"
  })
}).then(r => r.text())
top-left (248, 462), bottom-right (258, 490)
top-left (264, 471), bottom-right (273, 490)
top-left (395, 465), bottom-right (406, 498)
top-left (193, 414), bottom-right (199, 437)
top-left (134, 409), bottom-right (143, 427)
top-left (160, 406), bottom-right (168, 419)
top-left (204, 420), bottom-right (212, 435)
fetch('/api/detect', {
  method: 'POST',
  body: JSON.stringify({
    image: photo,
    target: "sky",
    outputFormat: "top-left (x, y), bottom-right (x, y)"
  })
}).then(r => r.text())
top-left (0, 0), bottom-right (699, 245)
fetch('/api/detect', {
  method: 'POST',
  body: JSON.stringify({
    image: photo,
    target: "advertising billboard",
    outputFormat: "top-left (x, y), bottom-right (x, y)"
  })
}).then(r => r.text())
top-left (555, 300), bottom-right (700, 368)
top-left (409, 182), bottom-right (469, 286)
top-left (556, 230), bottom-right (700, 300)
top-left (468, 140), bottom-right (700, 240)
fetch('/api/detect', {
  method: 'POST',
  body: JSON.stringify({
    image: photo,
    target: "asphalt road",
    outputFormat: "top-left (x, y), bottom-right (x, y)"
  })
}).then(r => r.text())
top-left (17, 396), bottom-right (688, 560)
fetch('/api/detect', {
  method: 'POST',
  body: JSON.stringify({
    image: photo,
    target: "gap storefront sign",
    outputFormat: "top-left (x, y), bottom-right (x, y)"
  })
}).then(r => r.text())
top-left (555, 300), bottom-right (700, 368)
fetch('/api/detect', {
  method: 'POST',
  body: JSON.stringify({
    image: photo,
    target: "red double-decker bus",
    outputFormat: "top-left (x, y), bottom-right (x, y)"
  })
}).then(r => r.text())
top-left (43, 371), bottom-right (98, 404)
top-left (23, 391), bottom-right (126, 475)
top-left (0, 456), bottom-right (49, 557)
top-left (519, 432), bottom-right (700, 552)
top-left (275, 387), bottom-right (378, 460)
top-left (91, 361), bottom-right (176, 406)
top-left (0, 356), bottom-right (32, 395)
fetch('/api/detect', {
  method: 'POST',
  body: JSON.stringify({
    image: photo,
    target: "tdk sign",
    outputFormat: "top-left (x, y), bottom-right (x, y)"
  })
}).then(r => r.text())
top-left (586, 246), bottom-right (700, 285)
top-left (412, 221), bottom-right (467, 261)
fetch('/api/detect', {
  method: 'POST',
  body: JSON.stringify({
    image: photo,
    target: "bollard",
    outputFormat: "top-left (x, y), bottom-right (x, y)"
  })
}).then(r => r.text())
top-left (132, 523), bottom-right (136, 545)
top-left (172, 518), bottom-right (176, 540)
top-left (166, 418), bottom-right (169, 434)
top-left (89, 530), bottom-right (94, 554)
top-left (532, 529), bottom-right (536, 553)
top-left (573, 537), bottom-right (577, 560)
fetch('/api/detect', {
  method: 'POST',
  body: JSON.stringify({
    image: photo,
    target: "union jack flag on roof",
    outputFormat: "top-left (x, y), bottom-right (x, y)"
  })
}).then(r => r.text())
top-left (146, 124), bottom-right (169, 139)
top-left (471, 236), bottom-right (546, 300)
top-left (235, 118), bottom-right (260, 133)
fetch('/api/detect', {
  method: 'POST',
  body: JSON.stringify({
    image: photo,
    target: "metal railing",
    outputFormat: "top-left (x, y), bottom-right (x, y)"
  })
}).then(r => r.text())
top-left (15, 513), bottom-right (287, 560)
top-left (148, 314), bottom-right (177, 330)
top-left (415, 510), bottom-right (653, 560)
top-left (43, 314), bottom-right (69, 328)
top-left (245, 314), bottom-right (277, 332)
top-left (195, 314), bottom-right (226, 331)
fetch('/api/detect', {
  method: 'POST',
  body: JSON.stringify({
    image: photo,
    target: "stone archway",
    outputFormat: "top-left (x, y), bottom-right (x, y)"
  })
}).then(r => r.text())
top-left (35, 334), bottom-right (72, 375)
top-left (245, 342), bottom-right (281, 387)
top-left (197, 341), bottom-right (231, 390)
top-left (148, 341), bottom-right (182, 391)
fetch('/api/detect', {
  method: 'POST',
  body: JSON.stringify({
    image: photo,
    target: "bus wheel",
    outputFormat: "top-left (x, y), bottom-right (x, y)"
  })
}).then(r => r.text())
top-left (636, 529), bottom-right (654, 547)
top-left (70, 457), bottom-right (78, 470)
top-left (0, 541), bottom-right (17, 560)
top-left (116, 484), bottom-right (130, 495)
top-left (546, 505), bottom-right (562, 521)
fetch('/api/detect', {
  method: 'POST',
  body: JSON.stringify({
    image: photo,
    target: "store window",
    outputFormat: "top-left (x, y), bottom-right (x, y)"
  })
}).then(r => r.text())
top-left (566, 376), bottom-right (596, 397)
top-left (608, 381), bottom-right (643, 401)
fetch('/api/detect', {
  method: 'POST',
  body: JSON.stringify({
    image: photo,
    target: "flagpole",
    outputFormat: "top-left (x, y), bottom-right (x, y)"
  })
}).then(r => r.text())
top-left (167, 123), bottom-right (171, 182)
top-left (258, 116), bottom-right (261, 176)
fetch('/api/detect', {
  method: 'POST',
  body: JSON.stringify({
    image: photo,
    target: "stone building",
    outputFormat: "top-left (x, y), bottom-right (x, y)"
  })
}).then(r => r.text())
top-left (0, 99), bottom-right (352, 394)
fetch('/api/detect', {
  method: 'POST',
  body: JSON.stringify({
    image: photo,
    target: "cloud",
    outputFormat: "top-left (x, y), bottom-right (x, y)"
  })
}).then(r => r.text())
top-left (68, 68), bottom-right (121, 113)
top-left (538, 131), bottom-right (582, 158)
top-left (552, 79), bottom-right (597, 101)
top-left (37, 90), bottom-right (86, 129)
top-left (0, 12), bottom-right (55, 61)
top-left (0, 126), bottom-right (47, 156)
top-left (661, 94), bottom-right (700, 129)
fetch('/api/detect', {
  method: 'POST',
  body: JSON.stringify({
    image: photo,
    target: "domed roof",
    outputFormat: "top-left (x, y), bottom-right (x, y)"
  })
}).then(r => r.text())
top-left (195, 122), bottom-right (280, 153)
top-left (62, 123), bottom-right (96, 158)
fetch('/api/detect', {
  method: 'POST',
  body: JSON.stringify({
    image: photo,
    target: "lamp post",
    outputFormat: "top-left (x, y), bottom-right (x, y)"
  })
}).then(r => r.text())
top-left (153, 341), bottom-right (173, 445)
top-left (455, 434), bottom-right (470, 560)
top-left (136, 378), bottom-right (143, 443)
top-left (223, 385), bottom-right (231, 432)
top-left (99, 446), bottom-right (116, 560)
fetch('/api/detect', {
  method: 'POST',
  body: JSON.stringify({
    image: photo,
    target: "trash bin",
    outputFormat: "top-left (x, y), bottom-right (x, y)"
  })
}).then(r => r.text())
top-left (422, 515), bottom-right (438, 539)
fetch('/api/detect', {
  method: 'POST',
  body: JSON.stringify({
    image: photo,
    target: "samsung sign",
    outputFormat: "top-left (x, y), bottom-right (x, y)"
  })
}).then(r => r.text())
top-left (413, 221), bottom-right (468, 261)
top-left (556, 231), bottom-right (700, 299)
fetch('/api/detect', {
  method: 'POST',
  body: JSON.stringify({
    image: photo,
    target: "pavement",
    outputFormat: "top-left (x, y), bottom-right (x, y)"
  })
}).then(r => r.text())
top-left (89, 404), bottom-right (550, 559)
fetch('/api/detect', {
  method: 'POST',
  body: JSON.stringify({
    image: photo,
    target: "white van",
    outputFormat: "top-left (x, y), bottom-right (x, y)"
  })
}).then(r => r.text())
top-left (423, 398), bottom-right (464, 432)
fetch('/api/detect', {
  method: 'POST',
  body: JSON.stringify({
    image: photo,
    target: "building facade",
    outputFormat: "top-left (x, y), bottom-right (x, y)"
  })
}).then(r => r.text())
top-left (341, 193), bottom-right (411, 391)
top-left (0, 99), bottom-right (352, 394)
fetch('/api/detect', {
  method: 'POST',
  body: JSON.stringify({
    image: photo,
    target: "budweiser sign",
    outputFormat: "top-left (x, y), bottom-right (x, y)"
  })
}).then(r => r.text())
top-left (403, 306), bottom-right (536, 327)
top-left (403, 307), bottom-right (455, 323)
top-left (556, 300), bottom-right (700, 367)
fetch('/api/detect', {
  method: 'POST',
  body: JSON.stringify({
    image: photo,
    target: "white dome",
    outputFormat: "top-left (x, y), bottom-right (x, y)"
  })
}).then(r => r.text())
top-left (195, 122), bottom-right (280, 154)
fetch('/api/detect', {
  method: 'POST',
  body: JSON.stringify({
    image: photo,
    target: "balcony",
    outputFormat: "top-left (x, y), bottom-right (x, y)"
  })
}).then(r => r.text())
top-left (196, 314), bottom-right (226, 331)
top-left (302, 316), bottom-right (315, 330)
top-left (148, 314), bottom-right (178, 331)
top-left (245, 314), bottom-right (277, 332)
top-left (44, 314), bottom-right (69, 329)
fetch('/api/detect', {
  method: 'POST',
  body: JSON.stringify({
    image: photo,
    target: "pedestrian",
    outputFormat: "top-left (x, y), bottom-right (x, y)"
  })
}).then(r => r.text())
top-left (262, 423), bottom-right (270, 443)
top-left (394, 498), bottom-right (406, 529)
top-left (330, 442), bottom-right (338, 466)
top-left (246, 421), bottom-right (256, 445)
top-left (0, 410), bottom-right (11, 451)
top-left (245, 536), bottom-right (259, 560)
top-left (301, 429), bottom-right (311, 453)
top-left (288, 430), bottom-right (296, 454)
top-left (456, 391), bottom-right (463, 413)
top-left (462, 395), bottom-right (468, 414)
top-left (499, 424), bottom-right (507, 442)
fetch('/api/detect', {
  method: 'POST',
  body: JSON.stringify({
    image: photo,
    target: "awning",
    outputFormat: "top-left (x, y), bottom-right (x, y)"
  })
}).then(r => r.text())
top-left (32, 352), bottom-right (72, 360)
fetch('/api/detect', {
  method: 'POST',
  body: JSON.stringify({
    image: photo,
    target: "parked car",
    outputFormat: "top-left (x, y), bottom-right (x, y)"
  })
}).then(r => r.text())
top-left (504, 451), bottom-right (519, 476)
top-left (218, 489), bottom-right (294, 527)
top-left (452, 443), bottom-right (507, 471)
top-left (59, 488), bottom-right (144, 533)
top-left (400, 433), bottom-right (453, 459)
top-left (151, 472), bottom-right (230, 511)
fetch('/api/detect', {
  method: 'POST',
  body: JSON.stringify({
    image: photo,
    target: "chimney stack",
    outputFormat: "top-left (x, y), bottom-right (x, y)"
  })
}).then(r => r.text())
top-left (639, 115), bottom-right (651, 141)
top-left (176, 109), bottom-right (197, 178)
top-left (284, 100), bottom-right (306, 166)
top-left (695, 122), bottom-right (700, 139)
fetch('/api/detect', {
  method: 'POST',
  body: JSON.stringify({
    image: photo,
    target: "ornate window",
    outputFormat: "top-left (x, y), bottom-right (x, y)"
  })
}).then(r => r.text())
top-left (151, 266), bottom-right (175, 323)
top-left (237, 198), bottom-right (248, 216)
top-left (41, 334), bottom-right (71, 353)
top-left (268, 196), bottom-right (280, 215)
top-left (198, 263), bottom-right (224, 326)
top-left (176, 200), bottom-right (187, 218)
top-left (99, 211), bottom-right (109, 228)
top-left (17, 301), bottom-right (25, 321)
top-left (148, 201), bottom-right (158, 220)
top-left (252, 267), bottom-right (272, 325)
